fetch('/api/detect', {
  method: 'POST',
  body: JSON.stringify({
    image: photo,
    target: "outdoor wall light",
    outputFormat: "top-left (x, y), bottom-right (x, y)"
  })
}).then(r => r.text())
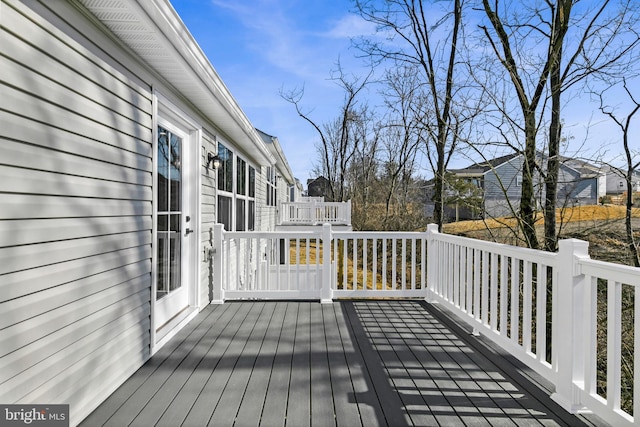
top-left (207, 153), bottom-right (221, 169)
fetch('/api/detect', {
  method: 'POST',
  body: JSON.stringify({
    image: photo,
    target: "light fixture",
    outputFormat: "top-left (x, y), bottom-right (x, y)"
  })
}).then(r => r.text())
top-left (207, 152), bottom-right (221, 169)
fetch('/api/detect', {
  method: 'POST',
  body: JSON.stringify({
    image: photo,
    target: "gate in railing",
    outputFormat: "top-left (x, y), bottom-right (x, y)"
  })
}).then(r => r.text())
top-left (211, 223), bottom-right (639, 427)
top-left (212, 228), bottom-right (326, 301)
top-left (211, 224), bottom-right (427, 302)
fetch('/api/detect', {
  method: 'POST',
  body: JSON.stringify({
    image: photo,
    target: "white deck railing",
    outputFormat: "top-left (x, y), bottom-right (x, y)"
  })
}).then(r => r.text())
top-left (211, 223), bottom-right (639, 426)
top-left (278, 200), bottom-right (351, 225)
top-left (297, 196), bottom-right (325, 202)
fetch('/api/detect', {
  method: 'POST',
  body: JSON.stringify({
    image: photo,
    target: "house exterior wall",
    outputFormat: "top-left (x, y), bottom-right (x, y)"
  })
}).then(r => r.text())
top-left (257, 166), bottom-right (275, 231)
top-left (0, 0), bottom-right (154, 424)
top-left (1, 0), bottom-right (283, 424)
top-left (556, 167), bottom-right (598, 206)
top-left (606, 170), bottom-right (640, 195)
top-left (484, 156), bottom-right (524, 200)
top-left (278, 176), bottom-right (292, 204)
top-left (479, 156), bottom-right (599, 218)
top-left (200, 131), bottom-right (217, 309)
top-left (482, 156), bottom-right (527, 217)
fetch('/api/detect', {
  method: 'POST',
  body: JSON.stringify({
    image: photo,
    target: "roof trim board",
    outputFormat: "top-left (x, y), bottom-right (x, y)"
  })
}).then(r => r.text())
top-left (77, 0), bottom-right (275, 165)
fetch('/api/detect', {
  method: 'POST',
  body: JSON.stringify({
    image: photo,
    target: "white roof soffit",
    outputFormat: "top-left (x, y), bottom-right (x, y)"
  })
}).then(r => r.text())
top-left (78, 0), bottom-right (274, 164)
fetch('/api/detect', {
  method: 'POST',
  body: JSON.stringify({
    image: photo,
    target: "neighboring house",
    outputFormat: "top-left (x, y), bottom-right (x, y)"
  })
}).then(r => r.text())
top-left (0, 1), bottom-right (295, 425)
top-left (604, 166), bottom-right (640, 195)
top-left (430, 152), bottom-right (605, 220)
top-left (307, 176), bottom-right (331, 198)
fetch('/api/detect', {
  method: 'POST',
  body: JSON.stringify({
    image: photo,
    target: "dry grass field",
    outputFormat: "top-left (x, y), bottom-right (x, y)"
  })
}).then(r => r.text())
top-left (287, 205), bottom-right (639, 286)
top-left (443, 204), bottom-right (640, 234)
top-left (443, 204), bottom-right (640, 264)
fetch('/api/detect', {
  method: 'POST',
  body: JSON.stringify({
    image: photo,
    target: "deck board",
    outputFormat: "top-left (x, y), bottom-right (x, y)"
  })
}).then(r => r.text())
top-left (91, 304), bottom-right (231, 427)
top-left (81, 300), bottom-right (601, 427)
top-left (157, 301), bottom-right (252, 426)
top-left (310, 302), bottom-right (334, 427)
top-left (289, 301), bottom-right (312, 426)
top-left (233, 301), bottom-right (286, 426)
top-left (180, 302), bottom-right (259, 426)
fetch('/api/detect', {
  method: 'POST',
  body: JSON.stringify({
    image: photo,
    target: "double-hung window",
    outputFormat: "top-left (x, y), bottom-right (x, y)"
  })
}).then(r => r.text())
top-left (217, 141), bottom-right (256, 231)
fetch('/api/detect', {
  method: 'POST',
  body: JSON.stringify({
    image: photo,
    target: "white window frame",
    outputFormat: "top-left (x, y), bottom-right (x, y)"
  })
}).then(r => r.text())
top-left (266, 166), bottom-right (277, 206)
top-left (216, 141), bottom-right (256, 231)
top-left (217, 142), bottom-right (234, 231)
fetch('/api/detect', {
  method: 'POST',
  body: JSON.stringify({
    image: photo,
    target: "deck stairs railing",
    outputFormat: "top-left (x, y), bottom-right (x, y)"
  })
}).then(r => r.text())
top-left (278, 199), bottom-right (351, 225)
top-left (211, 223), bottom-right (639, 427)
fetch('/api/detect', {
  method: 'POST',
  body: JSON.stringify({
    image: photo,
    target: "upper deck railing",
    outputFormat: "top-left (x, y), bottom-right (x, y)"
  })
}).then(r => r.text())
top-left (211, 223), bottom-right (639, 427)
top-left (278, 199), bottom-right (351, 226)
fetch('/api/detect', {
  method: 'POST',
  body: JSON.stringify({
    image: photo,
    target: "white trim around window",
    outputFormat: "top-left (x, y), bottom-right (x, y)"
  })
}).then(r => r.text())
top-left (216, 141), bottom-right (256, 232)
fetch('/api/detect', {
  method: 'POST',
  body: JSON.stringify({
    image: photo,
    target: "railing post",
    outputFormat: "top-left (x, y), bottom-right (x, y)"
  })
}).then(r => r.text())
top-left (211, 224), bottom-right (225, 304)
top-left (425, 223), bottom-right (439, 303)
top-left (551, 238), bottom-right (590, 412)
top-left (346, 200), bottom-right (352, 226)
top-left (321, 223), bottom-right (333, 303)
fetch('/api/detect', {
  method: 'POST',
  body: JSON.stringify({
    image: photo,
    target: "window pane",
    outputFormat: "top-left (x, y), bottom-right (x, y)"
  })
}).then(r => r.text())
top-left (237, 157), bottom-right (246, 195)
top-left (217, 195), bottom-right (232, 231)
top-left (157, 126), bottom-right (171, 212)
top-left (169, 133), bottom-right (182, 211)
top-left (248, 200), bottom-right (255, 231)
top-left (236, 199), bottom-right (245, 231)
top-left (169, 215), bottom-right (181, 292)
top-left (157, 233), bottom-right (169, 299)
top-left (217, 143), bottom-right (233, 192)
top-left (249, 166), bottom-right (255, 197)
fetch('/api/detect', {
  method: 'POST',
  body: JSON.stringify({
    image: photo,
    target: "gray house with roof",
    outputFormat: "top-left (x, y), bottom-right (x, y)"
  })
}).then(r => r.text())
top-left (435, 153), bottom-right (606, 220)
top-left (604, 165), bottom-right (640, 195)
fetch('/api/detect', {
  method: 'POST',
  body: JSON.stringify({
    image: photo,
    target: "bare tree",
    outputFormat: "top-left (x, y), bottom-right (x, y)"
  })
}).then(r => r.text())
top-left (354, 0), bottom-right (465, 231)
top-left (347, 106), bottom-right (380, 229)
top-left (377, 65), bottom-right (426, 229)
top-left (479, 0), bottom-right (562, 249)
top-left (597, 78), bottom-right (640, 266)
top-left (480, 0), bottom-right (640, 250)
top-left (281, 65), bottom-right (372, 202)
top-left (544, 0), bottom-right (640, 251)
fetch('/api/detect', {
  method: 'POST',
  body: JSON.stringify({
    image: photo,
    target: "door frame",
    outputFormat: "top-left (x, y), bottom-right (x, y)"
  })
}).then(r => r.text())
top-left (151, 92), bottom-right (201, 352)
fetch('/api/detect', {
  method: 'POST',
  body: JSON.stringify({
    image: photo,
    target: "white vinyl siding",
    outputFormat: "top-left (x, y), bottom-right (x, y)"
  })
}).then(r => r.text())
top-left (0, 1), bottom-right (153, 425)
top-left (484, 157), bottom-right (525, 199)
top-left (200, 132), bottom-right (217, 309)
top-left (258, 166), bottom-right (276, 231)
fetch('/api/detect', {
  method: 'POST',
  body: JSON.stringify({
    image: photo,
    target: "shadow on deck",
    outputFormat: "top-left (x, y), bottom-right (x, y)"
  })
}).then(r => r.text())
top-left (81, 300), bottom-right (606, 427)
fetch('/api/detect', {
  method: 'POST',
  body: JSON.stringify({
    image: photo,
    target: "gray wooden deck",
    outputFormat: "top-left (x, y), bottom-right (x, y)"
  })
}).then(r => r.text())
top-left (81, 300), bottom-right (604, 427)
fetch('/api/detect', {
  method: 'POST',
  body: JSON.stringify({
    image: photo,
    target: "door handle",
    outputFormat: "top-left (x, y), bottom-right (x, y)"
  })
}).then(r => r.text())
top-left (185, 228), bottom-right (194, 235)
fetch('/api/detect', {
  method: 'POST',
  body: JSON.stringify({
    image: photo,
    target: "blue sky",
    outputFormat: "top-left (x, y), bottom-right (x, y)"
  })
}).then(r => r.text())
top-left (170, 0), bottom-right (632, 184)
top-left (171, 0), bottom-right (375, 183)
